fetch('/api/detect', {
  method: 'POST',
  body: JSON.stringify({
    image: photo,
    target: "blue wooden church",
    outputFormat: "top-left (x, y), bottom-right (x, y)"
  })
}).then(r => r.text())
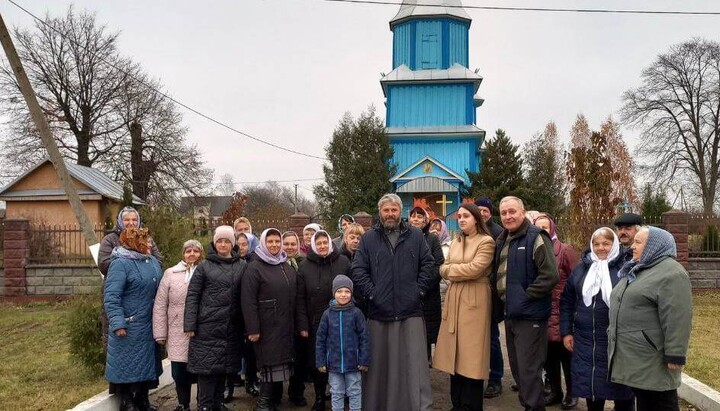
top-left (381, 0), bottom-right (485, 229)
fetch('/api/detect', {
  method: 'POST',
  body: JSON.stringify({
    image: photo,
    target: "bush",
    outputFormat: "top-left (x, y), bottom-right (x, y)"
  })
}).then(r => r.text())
top-left (141, 205), bottom-right (203, 269)
top-left (702, 225), bottom-right (720, 252)
top-left (66, 295), bottom-right (105, 377)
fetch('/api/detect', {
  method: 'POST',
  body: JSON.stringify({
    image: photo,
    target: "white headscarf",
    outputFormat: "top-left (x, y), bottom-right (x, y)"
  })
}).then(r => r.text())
top-left (581, 228), bottom-right (620, 307)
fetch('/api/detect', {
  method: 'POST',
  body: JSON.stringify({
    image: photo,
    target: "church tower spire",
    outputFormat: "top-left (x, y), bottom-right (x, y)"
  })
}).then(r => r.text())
top-left (381, 0), bottom-right (486, 228)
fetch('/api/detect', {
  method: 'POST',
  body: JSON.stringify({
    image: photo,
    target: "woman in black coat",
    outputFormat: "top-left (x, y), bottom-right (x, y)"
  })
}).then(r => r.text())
top-left (408, 207), bottom-right (445, 360)
top-left (560, 227), bottom-right (634, 411)
top-left (184, 226), bottom-right (246, 411)
top-left (242, 228), bottom-right (300, 411)
top-left (296, 230), bottom-right (351, 410)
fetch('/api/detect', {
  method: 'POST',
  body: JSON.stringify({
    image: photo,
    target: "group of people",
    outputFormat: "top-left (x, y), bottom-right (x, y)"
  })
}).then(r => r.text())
top-left (99, 193), bottom-right (693, 411)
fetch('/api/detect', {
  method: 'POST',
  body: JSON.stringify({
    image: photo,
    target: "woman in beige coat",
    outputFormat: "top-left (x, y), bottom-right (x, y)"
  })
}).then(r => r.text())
top-left (433, 203), bottom-right (495, 411)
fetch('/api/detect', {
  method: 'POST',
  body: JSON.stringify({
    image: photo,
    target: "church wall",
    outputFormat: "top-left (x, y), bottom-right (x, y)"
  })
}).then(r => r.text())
top-left (391, 138), bottom-right (479, 184)
top-left (387, 84), bottom-right (474, 127)
top-left (392, 19), bottom-right (469, 69)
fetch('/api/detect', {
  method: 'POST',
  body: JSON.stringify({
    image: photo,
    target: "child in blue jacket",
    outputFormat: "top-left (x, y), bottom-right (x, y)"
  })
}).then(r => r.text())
top-left (316, 275), bottom-right (370, 411)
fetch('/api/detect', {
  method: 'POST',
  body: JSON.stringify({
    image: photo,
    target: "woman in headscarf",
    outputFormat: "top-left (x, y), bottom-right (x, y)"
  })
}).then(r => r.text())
top-left (408, 207), bottom-right (445, 361)
top-left (331, 214), bottom-right (356, 249)
top-left (242, 228), bottom-right (300, 411)
top-left (534, 214), bottom-right (580, 409)
top-left (559, 227), bottom-right (633, 411)
top-left (432, 203), bottom-right (495, 411)
top-left (104, 227), bottom-right (163, 411)
top-left (300, 223), bottom-right (323, 257)
top-left (184, 226), bottom-right (247, 411)
top-left (237, 232), bottom-right (260, 260)
top-left (283, 230), bottom-right (304, 270)
top-left (296, 230), bottom-right (351, 411)
top-left (153, 240), bottom-right (203, 411)
top-left (609, 226), bottom-right (693, 411)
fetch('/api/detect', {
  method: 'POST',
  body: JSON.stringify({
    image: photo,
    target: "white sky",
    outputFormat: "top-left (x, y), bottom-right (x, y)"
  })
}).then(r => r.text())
top-left (2, 0), bottom-right (720, 200)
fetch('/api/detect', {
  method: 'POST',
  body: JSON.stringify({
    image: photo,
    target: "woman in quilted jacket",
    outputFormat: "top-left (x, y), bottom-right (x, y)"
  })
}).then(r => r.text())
top-left (152, 240), bottom-right (203, 411)
top-left (104, 227), bottom-right (163, 411)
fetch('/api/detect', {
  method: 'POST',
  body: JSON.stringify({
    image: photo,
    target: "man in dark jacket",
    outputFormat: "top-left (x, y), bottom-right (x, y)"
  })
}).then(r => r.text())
top-left (475, 196), bottom-right (505, 398)
top-left (493, 196), bottom-right (559, 411)
top-left (351, 193), bottom-right (435, 411)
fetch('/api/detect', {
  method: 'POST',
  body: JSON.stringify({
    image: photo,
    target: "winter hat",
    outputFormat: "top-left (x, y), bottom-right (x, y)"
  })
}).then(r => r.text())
top-left (213, 225), bottom-right (236, 247)
top-left (332, 274), bottom-right (354, 294)
top-left (474, 196), bottom-right (493, 212)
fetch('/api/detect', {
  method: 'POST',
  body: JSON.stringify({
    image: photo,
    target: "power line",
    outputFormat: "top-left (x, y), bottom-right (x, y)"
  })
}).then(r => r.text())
top-left (4, 0), bottom-right (329, 161)
top-left (322, 0), bottom-right (720, 16)
top-left (214, 177), bottom-right (324, 185)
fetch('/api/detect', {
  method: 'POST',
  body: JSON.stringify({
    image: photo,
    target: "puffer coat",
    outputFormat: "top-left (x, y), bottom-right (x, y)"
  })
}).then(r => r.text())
top-left (548, 240), bottom-right (579, 342)
top-left (153, 262), bottom-right (193, 362)
top-left (559, 251), bottom-right (633, 401)
top-left (104, 252), bottom-right (163, 383)
top-left (184, 245), bottom-right (247, 375)
top-left (242, 255), bottom-right (299, 368)
top-left (297, 249), bottom-right (351, 334)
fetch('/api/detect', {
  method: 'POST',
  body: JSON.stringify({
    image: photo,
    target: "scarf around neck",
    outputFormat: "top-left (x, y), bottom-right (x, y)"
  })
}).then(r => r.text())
top-left (256, 228), bottom-right (288, 265)
top-left (581, 228), bottom-right (620, 307)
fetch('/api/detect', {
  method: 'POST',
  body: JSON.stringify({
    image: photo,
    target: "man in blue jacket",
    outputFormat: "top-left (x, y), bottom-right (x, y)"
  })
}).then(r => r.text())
top-left (493, 196), bottom-right (559, 411)
top-left (351, 193), bottom-right (435, 411)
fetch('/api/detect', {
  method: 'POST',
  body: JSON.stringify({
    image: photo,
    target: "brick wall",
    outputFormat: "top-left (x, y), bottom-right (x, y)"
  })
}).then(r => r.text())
top-left (25, 265), bottom-right (101, 295)
top-left (0, 268), bottom-right (4, 296)
top-left (688, 259), bottom-right (720, 289)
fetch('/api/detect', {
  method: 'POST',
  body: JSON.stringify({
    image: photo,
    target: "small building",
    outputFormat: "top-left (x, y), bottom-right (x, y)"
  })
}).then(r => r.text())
top-left (0, 158), bottom-right (144, 227)
top-left (179, 196), bottom-right (232, 230)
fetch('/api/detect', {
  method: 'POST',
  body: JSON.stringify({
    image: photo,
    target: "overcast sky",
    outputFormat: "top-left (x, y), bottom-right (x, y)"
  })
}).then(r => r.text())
top-left (2, 0), bottom-right (720, 200)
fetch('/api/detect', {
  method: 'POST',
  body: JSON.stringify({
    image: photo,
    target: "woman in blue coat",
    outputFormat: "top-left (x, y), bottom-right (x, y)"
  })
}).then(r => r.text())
top-left (104, 227), bottom-right (163, 411)
top-left (560, 227), bottom-right (634, 411)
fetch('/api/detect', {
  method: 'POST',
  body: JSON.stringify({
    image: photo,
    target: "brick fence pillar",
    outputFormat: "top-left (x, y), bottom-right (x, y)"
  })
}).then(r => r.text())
top-left (288, 213), bottom-right (311, 238)
top-left (3, 218), bottom-right (30, 296)
top-left (353, 211), bottom-right (373, 231)
top-left (662, 209), bottom-right (690, 268)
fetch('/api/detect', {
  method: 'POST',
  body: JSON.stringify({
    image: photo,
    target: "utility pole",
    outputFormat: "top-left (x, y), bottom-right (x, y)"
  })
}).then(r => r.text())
top-left (0, 13), bottom-right (99, 251)
top-left (294, 184), bottom-right (299, 214)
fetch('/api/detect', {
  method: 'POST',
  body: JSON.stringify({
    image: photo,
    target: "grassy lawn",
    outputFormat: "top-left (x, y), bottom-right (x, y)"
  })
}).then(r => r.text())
top-left (0, 300), bottom-right (106, 411)
top-left (685, 292), bottom-right (720, 392)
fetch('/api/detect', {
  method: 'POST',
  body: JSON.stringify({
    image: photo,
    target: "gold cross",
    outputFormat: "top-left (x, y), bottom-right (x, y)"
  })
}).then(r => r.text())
top-left (436, 194), bottom-right (453, 217)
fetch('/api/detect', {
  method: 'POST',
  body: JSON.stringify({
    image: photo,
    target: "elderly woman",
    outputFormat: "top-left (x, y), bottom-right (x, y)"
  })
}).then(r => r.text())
top-left (534, 214), bottom-right (579, 409)
top-left (242, 228), bottom-right (300, 411)
top-left (609, 226), bottom-right (693, 411)
top-left (408, 207), bottom-right (445, 360)
top-left (184, 226), bottom-right (247, 411)
top-left (104, 227), bottom-right (163, 411)
top-left (300, 223), bottom-right (323, 257)
top-left (237, 232), bottom-right (259, 260)
top-left (559, 228), bottom-right (633, 411)
top-left (432, 203), bottom-right (495, 411)
top-left (296, 230), bottom-right (351, 410)
top-left (153, 240), bottom-right (203, 411)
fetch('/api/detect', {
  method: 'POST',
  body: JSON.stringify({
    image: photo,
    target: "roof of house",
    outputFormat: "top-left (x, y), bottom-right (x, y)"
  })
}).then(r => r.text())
top-left (0, 158), bottom-right (145, 204)
top-left (179, 196), bottom-right (232, 217)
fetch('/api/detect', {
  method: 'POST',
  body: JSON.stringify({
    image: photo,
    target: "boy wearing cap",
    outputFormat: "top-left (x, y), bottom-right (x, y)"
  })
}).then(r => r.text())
top-left (315, 275), bottom-right (370, 411)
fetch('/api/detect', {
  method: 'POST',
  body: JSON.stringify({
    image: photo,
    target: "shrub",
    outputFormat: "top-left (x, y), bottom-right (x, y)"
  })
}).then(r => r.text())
top-left (66, 295), bottom-right (105, 377)
top-left (141, 205), bottom-right (201, 268)
top-left (702, 225), bottom-right (720, 252)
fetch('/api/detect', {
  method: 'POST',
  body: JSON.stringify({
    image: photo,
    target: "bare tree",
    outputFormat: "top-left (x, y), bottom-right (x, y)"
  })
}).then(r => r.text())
top-left (0, 7), bottom-right (136, 168)
top-left (215, 173), bottom-right (236, 196)
top-left (0, 7), bottom-right (213, 205)
top-left (621, 38), bottom-right (720, 214)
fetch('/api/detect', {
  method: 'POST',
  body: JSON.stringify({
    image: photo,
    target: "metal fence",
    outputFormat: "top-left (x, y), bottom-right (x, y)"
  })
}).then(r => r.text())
top-left (28, 224), bottom-right (107, 265)
top-left (554, 215), bottom-right (664, 253)
top-left (689, 215), bottom-right (720, 258)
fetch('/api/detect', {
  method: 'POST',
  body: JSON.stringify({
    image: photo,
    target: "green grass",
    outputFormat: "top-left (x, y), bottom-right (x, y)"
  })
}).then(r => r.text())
top-left (685, 292), bottom-right (720, 392)
top-left (0, 300), bottom-right (106, 411)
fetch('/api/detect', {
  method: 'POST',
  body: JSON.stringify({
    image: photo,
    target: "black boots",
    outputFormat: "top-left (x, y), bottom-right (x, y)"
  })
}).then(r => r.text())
top-left (254, 382), bottom-right (276, 411)
top-left (119, 392), bottom-right (139, 411)
top-left (311, 381), bottom-right (326, 411)
top-left (132, 390), bottom-right (157, 411)
top-left (223, 380), bottom-right (234, 403)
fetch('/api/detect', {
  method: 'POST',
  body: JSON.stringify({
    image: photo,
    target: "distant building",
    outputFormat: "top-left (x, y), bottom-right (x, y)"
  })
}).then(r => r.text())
top-left (0, 158), bottom-right (143, 227)
top-left (381, 0), bottom-right (486, 229)
top-left (179, 196), bottom-right (232, 229)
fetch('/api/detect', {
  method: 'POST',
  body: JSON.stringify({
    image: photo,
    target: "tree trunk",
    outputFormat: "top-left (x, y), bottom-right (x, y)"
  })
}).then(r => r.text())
top-left (130, 121), bottom-right (149, 200)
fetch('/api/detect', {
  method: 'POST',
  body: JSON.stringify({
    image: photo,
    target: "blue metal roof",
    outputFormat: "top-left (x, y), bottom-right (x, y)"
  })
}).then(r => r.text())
top-left (0, 158), bottom-right (144, 204)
